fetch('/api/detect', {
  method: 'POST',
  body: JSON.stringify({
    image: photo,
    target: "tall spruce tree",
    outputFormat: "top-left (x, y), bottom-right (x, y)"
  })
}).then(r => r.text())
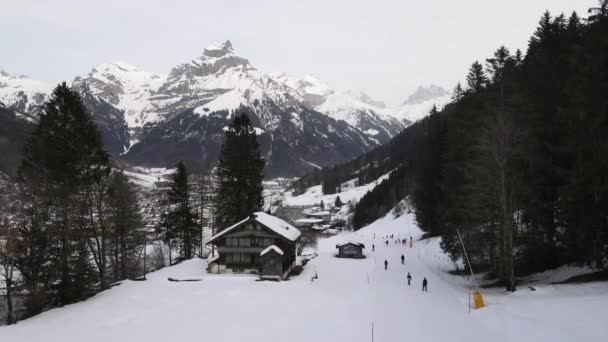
top-left (466, 61), bottom-right (488, 93)
top-left (161, 162), bottom-right (198, 260)
top-left (17, 82), bottom-right (110, 314)
top-left (106, 170), bottom-right (145, 280)
top-left (216, 114), bottom-right (265, 229)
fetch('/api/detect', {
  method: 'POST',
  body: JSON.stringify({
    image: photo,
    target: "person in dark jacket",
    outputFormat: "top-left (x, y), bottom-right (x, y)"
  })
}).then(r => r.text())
top-left (401, 254), bottom-right (405, 264)
top-left (422, 277), bottom-right (428, 291)
top-left (384, 260), bottom-right (388, 270)
top-left (372, 244), bottom-right (375, 252)
top-left (407, 272), bottom-right (412, 285)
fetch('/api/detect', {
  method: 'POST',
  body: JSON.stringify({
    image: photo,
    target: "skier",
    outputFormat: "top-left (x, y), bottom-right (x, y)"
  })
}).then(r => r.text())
top-left (401, 254), bottom-right (405, 264)
top-left (422, 277), bottom-right (428, 292)
top-left (372, 244), bottom-right (375, 252)
top-left (385, 240), bottom-right (389, 247)
top-left (407, 272), bottom-right (412, 285)
top-left (384, 260), bottom-right (388, 270)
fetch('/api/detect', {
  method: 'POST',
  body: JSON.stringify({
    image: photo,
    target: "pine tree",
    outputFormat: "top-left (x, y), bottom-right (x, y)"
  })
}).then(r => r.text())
top-left (216, 114), bottom-right (265, 229)
top-left (466, 61), bottom-right (487, 93)
top-left (161, 162), bottom-right (198, 260)
top-left (334, 196), bottom-right (343, 208)
top-left (16, 82), bottom-right (110, 313)
top-left (452, 83), bottom-right (464, 101)
top-left (320, 200), bottom-right (325, 210)
top-left (106, 170), bottom-right (145, 280)
top-left (588, 0), bottom-right (608, 23)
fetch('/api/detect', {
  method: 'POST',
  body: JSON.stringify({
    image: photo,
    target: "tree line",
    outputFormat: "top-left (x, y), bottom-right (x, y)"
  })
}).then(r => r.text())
top-left (354, 5), bottom-right (608, 291)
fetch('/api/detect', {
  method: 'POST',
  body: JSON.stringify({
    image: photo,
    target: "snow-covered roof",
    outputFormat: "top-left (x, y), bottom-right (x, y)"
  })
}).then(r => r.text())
top-left (336, 241), bottom-right (365, 249)
top-left (260, 245), bottom-right (284, 256)
top-left (207, 212), bottom-right (301, 244)
top-left (294, 218), bottom-right (325, 224)
top-left (254, 212), bottom-right (301, 241)
top-left (306, 211), bottom-right (331, 217)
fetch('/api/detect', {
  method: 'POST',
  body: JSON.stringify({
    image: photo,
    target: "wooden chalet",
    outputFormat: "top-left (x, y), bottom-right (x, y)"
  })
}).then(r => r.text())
top-left (206, 212), bottom-right (301, 280)
top-left (336, 241), bottom-right (365, 259)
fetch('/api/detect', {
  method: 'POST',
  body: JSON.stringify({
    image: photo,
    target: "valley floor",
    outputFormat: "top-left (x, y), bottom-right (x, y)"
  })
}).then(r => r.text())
top-left (1, 212), bottom-right (606, 342)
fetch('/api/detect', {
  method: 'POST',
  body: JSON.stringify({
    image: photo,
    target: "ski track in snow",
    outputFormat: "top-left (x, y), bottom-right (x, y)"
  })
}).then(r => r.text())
top-left (1, 212), bottom-right (606, 342)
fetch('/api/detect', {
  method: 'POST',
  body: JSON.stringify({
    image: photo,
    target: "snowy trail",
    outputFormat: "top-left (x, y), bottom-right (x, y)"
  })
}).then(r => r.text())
top-left (322, 214), bottom-right (497, 342)
top-left (1, 212), bottom-right (606, 341)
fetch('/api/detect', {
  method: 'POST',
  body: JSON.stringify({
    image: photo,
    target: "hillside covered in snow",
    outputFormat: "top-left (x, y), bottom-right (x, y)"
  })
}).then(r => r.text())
top-left (1, 209), bottom-right (605, 342)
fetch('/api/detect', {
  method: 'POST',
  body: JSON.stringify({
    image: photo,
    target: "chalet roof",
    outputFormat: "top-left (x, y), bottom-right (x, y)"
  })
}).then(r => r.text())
top-left (294, 218), bottom-right (325, 224)
top-left (336, 241), bottom-right (365, 249)
top-left (260, 245), bottom-right (284, 256)
top-left (207, 212), bottom-right (301, 245)
top-left (306, 211), bottom-right (331, 217)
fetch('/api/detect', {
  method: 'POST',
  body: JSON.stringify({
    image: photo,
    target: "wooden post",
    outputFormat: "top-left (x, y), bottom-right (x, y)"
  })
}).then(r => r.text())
top-left (371, 322), bottom-right (374, 342)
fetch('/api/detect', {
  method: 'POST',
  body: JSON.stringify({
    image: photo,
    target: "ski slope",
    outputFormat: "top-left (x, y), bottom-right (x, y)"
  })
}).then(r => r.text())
top-left (1, 212), bottom-right (606, 341)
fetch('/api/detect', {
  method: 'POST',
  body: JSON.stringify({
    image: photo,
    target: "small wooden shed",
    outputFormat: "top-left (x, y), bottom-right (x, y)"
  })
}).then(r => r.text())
top-left (260, 245), bottom-right (284, 280)
top-left (336, 241), bottom-right (365, 259)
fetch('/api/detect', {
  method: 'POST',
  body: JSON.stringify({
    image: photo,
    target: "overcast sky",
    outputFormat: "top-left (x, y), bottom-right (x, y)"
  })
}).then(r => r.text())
top-left (0, 0), bottom-right (596, 106)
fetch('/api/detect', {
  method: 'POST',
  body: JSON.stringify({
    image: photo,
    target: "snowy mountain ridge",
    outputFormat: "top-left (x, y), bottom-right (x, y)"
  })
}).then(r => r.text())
top-left (72, 61), bottom-right (165, 128)
top-left (391, 85), bottom-right (452, 123)
top-left (269, 73), bottom-right (405, 141)
top-left (0, 67), bottom-right (51, 115)
top-left (0, 41), bottom-right (450, 176)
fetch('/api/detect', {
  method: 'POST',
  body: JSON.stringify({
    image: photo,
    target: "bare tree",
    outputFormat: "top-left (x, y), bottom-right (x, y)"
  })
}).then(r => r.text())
top-left (0, 182), bottom-right (17, 324)
top-left (475, 109), bottom-right (524, 291)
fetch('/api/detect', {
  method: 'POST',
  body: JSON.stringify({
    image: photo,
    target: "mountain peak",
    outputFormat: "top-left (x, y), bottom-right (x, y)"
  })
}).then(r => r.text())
top-left (92, 61), bottom-right (142, 73)
top-left (202, 40), bottom-right (234, 58)
top-left (344, 90), bottom-right (386, 109)
top-left (0, 67), bottom-right (11, 78)
top-left (402, 85), bottom-right (449, 105)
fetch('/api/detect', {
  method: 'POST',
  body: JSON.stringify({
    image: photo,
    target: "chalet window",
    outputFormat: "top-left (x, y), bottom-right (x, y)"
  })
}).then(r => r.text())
top-left (263, 238), bottom-right (273, 246)
top-left (240, 237), bottom-right (251, 247)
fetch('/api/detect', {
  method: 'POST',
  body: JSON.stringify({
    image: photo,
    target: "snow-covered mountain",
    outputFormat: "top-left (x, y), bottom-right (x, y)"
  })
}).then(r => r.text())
top-left (72, 62), bottom-right (165, 128)
top-left (0, 67), bottom-right (51, 115)
top-left (268, 73), bottom-right (333, 108)
top-left (391, 85), bottom-right (452, 123)
top-left (0, 41), bottom-right (412, 177)
top-left (269, 73), bottom-right (405, 143)
top-left (91, 41), bottom-right (381, 176)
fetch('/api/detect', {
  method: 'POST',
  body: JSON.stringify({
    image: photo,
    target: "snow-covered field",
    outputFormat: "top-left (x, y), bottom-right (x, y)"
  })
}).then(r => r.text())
top-left (1, 211), bottom-right (606, 342)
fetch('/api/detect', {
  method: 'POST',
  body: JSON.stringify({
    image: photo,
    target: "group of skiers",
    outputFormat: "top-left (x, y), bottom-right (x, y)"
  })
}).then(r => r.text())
top-left (376, 234), bottom-right (428, 292)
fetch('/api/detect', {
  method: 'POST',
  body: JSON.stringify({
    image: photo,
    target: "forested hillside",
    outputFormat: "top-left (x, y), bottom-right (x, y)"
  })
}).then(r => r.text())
top-left (304, 7), bottom-right (608, 290)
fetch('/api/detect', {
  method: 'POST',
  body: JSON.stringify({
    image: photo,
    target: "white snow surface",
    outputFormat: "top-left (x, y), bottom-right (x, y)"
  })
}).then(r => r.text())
top-left (1, 210), bottom-right (606, 342)
top-left (122, 167), bottom-right (174, 189)
top-left (283, 172), bottom-right (392, 207)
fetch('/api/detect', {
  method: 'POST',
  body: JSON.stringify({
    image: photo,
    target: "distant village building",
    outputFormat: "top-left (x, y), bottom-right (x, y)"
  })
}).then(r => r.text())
top-left (293, 218), bottom-right (325, 229)
top-left (206, 212), bottom-right (301, 280)
top-left (304, 210), bottom-right (331, 223)
top-left (335, 242), bottom-right (365, 259)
